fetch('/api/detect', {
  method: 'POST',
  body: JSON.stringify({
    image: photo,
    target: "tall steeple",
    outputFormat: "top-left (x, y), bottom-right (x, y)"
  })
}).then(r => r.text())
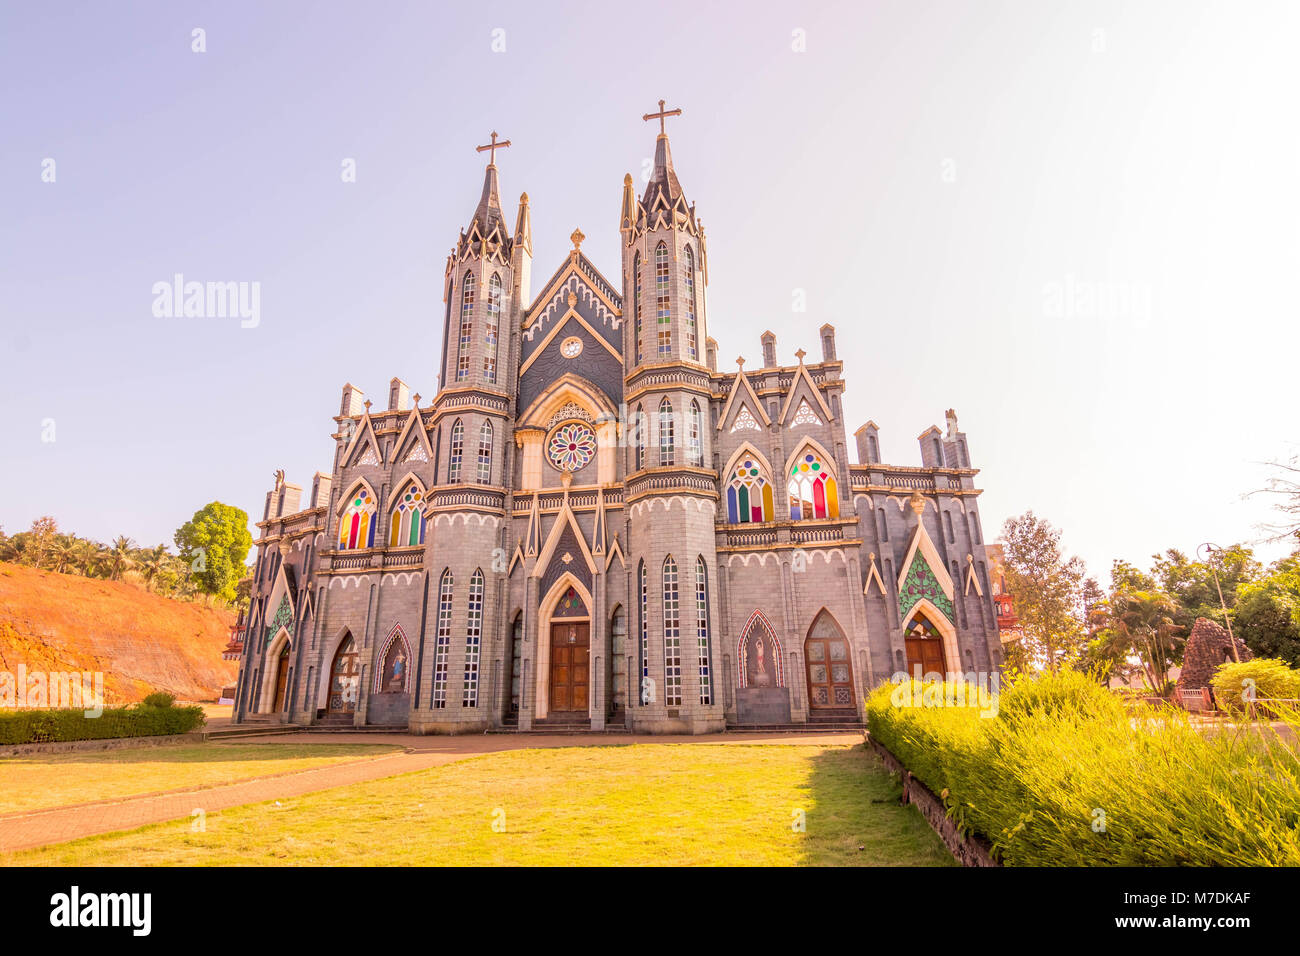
top-left (621, 99), bottom-right (707, 370)
top-left (440, 132), bottom-right (519, 396)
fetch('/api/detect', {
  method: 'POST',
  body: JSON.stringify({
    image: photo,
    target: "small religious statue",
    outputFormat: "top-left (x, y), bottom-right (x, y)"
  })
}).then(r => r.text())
top-left (273, 469), bottom-right (285, 492)
top-left (386, 646), bottom-right (407, 691)
top-left (751, 634), bottom-right (772, 687)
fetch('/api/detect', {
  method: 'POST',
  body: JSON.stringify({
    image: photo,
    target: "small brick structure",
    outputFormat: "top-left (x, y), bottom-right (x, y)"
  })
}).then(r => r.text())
top-left (1176, 617), bottom-right (1251, 708)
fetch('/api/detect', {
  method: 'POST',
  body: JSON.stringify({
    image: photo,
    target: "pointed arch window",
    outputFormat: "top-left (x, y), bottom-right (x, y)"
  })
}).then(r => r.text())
top-left (696, 556), bottom-right (712, 705)
top-left (727, 456), bottom-right (775, 523)
top-left (658, 398), bottom-right (674, 466)
top-left (655, 241), bottom-right (671, 354)
top-left (484, 273), bottom-right (501, 384)
top-left (633, 404), bottom-right (647, 471)
top-left (684, 245), bottom-right (698, 360)
top-left (337, 486), bottom-right (377, 550)
top-left (448, 419), bottom-right (464, 483)
top-left (788, 448), bottom-right (840, 520)
top-left (388, 481), bottom-right (427, 547)
top-left (457, 272), bottom-right (475, 382)
top-left (463, 569), bottom-right (484, 706)
top-left (663, 556), bottom-right (682, 706)
top-left (633, 252), bottom-right (643, 365)
top-left (432, 570), bottom-right (454, 708)
top-left (477, 420), bottom-right (493, 484)
top-left (638, 560), bottom-right (649, 703)
top-left (687, 400), bottom-right (703, 467)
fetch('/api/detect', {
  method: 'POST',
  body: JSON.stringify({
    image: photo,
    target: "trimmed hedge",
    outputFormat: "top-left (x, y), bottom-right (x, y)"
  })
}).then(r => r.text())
top-left (866, 670), bottom-right (1300, 866)
top-left (0, 704), bottom-right (206, 745)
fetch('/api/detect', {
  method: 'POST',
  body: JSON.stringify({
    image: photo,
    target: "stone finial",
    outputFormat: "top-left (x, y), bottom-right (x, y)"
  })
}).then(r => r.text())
top-left (363, 399), bottom-right (372, 413)
top-left (570, 227), bottom-right (585, 250)
top-left (736, 356), bottom-right (745, 369)
top-left (412, 392), bottom-right (421, 405)
top-left (908, 490), bottom-right (926, 516)
top-left (795, 348), bottom-right (807, 364)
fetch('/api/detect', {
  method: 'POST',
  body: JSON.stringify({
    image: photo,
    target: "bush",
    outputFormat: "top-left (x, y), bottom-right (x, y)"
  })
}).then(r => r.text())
top-left (0, 704), bottom-right (205, 745)
top-left (142, 691), bottom-right (175, 708)
top-left (1211, 658), bottom-right (1300, 713)
top-left (865, 671), bottom-right (1300, 866)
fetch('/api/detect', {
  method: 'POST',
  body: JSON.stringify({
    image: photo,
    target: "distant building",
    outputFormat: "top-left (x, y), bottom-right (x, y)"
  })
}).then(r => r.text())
top-left (984, 544), bottom-right (1022, 645)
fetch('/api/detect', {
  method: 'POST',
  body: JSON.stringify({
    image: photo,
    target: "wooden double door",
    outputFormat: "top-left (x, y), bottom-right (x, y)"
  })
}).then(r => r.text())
top-left (805, 632), bottom-right (855, 709)
top-left (272, 643), bottom-right (291, 712)
top-left (549, 621), bottom-right (590, 714)
top-left (904, 633), bottom-right (947, 680)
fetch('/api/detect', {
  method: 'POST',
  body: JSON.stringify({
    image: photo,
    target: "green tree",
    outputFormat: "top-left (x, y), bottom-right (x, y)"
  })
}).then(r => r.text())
top-left (174, 502), bottom-right (252, 604)
top-left (998, 511), bottom-right (1090, 674)
top-left (1234, 554), bottom-right (1300, 666)
top-left (106, 535), bottom-right (136, 581)
top-left (1150, 545), bottom-right (1259, 631)
top-left (139, 543), bottom-right (171, 591)
top-left (29, 516), bottom-right (58, 569)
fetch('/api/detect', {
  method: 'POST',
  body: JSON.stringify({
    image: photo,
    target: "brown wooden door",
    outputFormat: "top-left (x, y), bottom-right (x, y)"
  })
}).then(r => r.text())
top-left (905, 635), bottom-right (947, 680)
top-left (272, 644), bottom-right (290, 712)
top-left (806, 633), bottom-right (855, 709)
top-left (550, 622), bottom-right (590, 713)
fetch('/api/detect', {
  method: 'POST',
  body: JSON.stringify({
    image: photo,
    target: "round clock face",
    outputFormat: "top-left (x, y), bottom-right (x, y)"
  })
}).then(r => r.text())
top-left (560, 336), bottom-right (583, 358)
top-left (547, 421), bottom-right (597, 472)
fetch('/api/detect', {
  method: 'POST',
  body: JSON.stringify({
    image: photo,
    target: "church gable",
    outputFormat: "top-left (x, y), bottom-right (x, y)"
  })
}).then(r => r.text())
top-left (518, 266), bottom-right (624, 421)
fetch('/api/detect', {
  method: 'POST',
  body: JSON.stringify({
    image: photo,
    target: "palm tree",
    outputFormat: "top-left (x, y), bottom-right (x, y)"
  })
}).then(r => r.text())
top-left (71, 538), bottom-right (101, 576)
top-left (107, 535), bottom-right (136, 581)
top-left (49, 535), bottom-right (78, 573)
top-left (139, 544), bottom-right (170, 591)
top-left (1109, 590), bottom-right (1185, 694)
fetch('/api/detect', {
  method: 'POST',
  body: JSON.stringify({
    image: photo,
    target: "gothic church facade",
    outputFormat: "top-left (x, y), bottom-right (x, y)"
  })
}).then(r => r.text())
top-left (233, 113), bottom-right (1004, 733)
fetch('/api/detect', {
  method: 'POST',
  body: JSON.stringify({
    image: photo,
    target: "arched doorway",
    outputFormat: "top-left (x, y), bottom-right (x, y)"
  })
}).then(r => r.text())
top-left (507, 612), bottom-right (523, 717)
top-left (272, 642), bottom-right (291, 713)
top-left (548, 586), bottom-right (590, 714)
top-left (327, 634), bottom-right (361, 714)
top-left (904, 612), bottom-right (947, 679)
top-left (609, 604), bottom-right (627, 718)
top-left (805, 610), bottom-right (855, 710)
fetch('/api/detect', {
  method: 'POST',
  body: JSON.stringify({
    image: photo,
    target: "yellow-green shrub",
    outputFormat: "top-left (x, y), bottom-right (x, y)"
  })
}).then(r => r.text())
top-left (1211, 658), bottom-right (1300, 714)
top-left (866, 672), bottom-right (1300, 866)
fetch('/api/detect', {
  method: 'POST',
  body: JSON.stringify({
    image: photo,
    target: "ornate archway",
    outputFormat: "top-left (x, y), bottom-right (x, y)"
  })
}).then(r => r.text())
top-left (533, 573), bottom-right (594, 721)
top-left (902, 609), bottom-right (951, 680)
top-left (804, 610), bottom-right (855, 710)
top-left (327, 633), bottom-right (361, 714)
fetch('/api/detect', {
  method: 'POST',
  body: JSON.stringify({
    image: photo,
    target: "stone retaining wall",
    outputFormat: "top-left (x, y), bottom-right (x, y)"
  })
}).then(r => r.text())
top-left (0, 732), bottom-right (205, 759)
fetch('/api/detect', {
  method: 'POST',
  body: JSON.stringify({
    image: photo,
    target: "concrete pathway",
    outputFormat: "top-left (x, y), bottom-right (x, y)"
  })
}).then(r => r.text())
top-left (0, 731), bottom-right (862, 853)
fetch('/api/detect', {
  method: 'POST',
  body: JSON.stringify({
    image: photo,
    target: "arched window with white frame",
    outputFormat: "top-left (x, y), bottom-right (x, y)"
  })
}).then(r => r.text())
top-left (477, 420), bottom-right (493, 484)
top-left (658, 398), bottom-right (674, 466)
top-left (448, 419), bottom-right (464, 483)
top-left (787, 445), bottom-right (840, 520)
top-left (457, 272), bottom-right (475, 382)
top-left (388, 479), bottom-right (427, 547)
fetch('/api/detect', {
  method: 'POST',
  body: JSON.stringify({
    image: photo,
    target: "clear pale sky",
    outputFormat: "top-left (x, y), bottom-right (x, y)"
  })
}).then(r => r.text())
top-left (2, 0), bottom-right (1297, 582)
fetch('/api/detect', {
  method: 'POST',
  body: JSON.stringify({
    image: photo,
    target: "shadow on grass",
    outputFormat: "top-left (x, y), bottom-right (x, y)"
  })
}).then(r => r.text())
top-left (797, 743), bottom-right (956, 867)
top-left (6, 742), bottom-right (401, 768)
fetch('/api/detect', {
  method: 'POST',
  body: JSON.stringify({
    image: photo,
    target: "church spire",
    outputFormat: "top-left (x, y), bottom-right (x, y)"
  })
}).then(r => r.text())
top-left (640, 99), bottom-right (686, 209)
top-left (468, 131), bottom-right (511, 238)
top-left (514, 191), bottom-right (532, 254)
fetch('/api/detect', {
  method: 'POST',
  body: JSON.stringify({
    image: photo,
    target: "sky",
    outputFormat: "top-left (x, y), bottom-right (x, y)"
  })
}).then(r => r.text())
top-left (2, 0), bottom-right (1298, 582)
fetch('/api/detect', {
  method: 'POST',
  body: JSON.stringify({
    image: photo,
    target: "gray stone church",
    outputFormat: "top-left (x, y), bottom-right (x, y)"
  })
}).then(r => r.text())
top-left (232, 111), bottom-right (1004, 733)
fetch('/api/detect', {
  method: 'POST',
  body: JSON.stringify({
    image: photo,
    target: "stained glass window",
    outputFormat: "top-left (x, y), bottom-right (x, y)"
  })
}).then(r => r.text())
top-left (477, 420), bottom-right (493, 484)
top-left (548, 421), bottom-right (597, 472)
top-left (655, 241), bottom-right (671, 355)
top-left (633, 252), bottom-right (643, 365)
top-left (727, 458), bottom-right (775, 523)
top-left (687, 400), bottom-right (703, 467)
top-left (388, 482), bottom-right (426, 547)
top-left (696, 556), bottom-right (712, 705)
top-left (788, 449), bottom-right (840, 520)
top-left (684, 245), bottom-right (698, 360)
top-left (484, 273), bottom-right (501, 383)
top-left (463, 569), bottom-right (484, 707)
top-left (432, 570), bottom-right (453, 708)
top-left (658, 398), bottom-right (674, 466)
top-left (337, 486), bottom-right (377, 550)
top-left (663, 556), bottom-right (681, 706)
top-left (457, 272), bottom-right (474, 382)
top-left (448, 419), bottom-right (464, 483)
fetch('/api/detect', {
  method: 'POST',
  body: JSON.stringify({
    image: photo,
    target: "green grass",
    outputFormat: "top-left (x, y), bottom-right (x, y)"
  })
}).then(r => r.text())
top-left (0, 743), bottom-right (403, 814)
top-left (5, 743), bottom-right (954, 866)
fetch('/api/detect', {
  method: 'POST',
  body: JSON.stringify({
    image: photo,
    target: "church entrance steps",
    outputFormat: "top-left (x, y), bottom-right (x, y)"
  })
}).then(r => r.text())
top-left (207, 724), bottom-right (305, 740)
top-left (304, 724), bottom-right (407, 734)
top-left (725, 722), bottom-right (866, 734)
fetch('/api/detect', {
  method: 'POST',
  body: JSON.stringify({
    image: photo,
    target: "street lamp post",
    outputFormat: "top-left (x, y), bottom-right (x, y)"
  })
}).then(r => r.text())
top-left (1197, 542), bottom-right (1241, 663)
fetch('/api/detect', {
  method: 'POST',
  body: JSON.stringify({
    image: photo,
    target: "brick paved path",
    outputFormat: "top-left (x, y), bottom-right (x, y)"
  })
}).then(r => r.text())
top-left (0, 732), bottom-right (861, 852)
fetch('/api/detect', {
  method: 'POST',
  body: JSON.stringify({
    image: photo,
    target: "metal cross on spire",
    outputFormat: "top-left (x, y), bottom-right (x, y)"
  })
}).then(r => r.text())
top-left (642, 99), bottom-right (682, 136)
top-left (476, 130), bottom-right (511, 166)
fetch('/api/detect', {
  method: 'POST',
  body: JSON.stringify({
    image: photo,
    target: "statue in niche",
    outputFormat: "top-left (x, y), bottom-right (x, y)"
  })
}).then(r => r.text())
top-left (383, 642), bottom-right (408, 693)
top-left (750, 633), bottom-right (773, 687)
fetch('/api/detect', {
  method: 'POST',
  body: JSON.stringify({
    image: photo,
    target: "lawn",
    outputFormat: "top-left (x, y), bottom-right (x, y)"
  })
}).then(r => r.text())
top-left (0, 742), bottom-right (403, 814)
top-left (6, 743), bottom-right (954, 866)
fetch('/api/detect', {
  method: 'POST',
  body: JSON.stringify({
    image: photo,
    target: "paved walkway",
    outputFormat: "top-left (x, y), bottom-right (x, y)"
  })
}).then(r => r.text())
top-left (0, 731), bottom-right (862, 853)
